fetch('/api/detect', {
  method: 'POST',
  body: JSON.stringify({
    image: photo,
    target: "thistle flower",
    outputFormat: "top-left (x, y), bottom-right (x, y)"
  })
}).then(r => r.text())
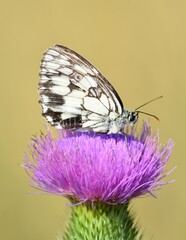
top-left (24, 122), bottom-right (173, 204)
top-left (24, 122), bottom-right (173, 239)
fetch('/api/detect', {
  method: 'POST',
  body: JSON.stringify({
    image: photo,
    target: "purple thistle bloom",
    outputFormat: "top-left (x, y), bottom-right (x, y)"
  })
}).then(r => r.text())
top-left (24, 122), bottom-right (173, 204)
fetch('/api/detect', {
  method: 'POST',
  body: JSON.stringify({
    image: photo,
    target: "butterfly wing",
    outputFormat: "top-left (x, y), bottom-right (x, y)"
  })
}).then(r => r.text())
top-left (39, 45), bottom-right (124, 133)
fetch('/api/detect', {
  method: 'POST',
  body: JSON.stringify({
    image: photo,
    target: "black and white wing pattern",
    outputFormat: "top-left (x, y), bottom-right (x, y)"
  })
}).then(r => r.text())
top-left (39, 45), bottom-right (127, 133)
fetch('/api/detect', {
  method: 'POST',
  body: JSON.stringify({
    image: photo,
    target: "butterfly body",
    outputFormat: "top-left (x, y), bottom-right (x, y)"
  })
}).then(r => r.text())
top-left (39, 45), bottom-right (138, 134)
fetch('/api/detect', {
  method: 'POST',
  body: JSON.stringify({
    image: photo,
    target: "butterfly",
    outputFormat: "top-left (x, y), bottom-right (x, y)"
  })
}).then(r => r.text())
top-left (39, 45), bottom-right (159, 134)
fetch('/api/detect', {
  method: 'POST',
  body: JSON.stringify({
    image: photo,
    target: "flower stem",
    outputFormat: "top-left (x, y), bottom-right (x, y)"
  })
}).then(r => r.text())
top-left (62, 202), bottom-right (141, 240)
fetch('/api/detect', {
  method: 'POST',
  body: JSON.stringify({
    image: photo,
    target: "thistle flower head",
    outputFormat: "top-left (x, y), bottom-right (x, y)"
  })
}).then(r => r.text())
top-left (24, 122), bottom-right (173, 204)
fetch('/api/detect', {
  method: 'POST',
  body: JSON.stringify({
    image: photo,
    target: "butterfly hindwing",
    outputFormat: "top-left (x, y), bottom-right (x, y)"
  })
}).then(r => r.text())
top-left (39, 45), bottom-right (124, 132)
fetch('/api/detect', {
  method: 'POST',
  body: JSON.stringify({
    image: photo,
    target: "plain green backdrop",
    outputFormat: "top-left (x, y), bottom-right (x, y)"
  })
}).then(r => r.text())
top-left (1, 1), bottom-right (185, 239)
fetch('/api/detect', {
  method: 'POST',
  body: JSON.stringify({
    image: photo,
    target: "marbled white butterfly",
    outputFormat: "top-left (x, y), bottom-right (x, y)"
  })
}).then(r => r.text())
top-left (39, 45), bottom-right (160, 134)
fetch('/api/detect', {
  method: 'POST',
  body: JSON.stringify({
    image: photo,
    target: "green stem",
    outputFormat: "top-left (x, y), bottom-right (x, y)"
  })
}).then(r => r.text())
top-left (62, 201), bottom-right (142, 240)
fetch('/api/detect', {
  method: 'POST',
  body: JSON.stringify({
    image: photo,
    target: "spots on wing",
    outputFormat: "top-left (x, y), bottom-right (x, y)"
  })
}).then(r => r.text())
top-left (88, 87), bottom-right (102, 98)
top-left (40, 75), bottom-right (71, 89)
top-left (67, 88), bottom-right (86, 98)
top-left (82, 120), bottom-right (108, 133)
top-left (40, 66), bottom-right (58, 75)
top-left (67, 82), bottom-right (83, 91)
top-left (59, 105), bottom-right (82, 115)
top-left (60, 67), bottom-right (73, 75)
top-left (44, 61), bottom-right (60, 70)
top-left (39, 91), bottom-right (65, 107)
top-left (43, 108), bottom-right (62, 126)
top-left (83, 96), bottom-right (109, 115)
top-left (39, 80), bottom-right (53, 89)
top-left (100, 93), bottom-right (109, 110)
top-left (87, 113), bottom-right (104, 121)
top-left (61, 116), bottom-right (82, 129)
top-left (50, 75), bottom-right (70, 86)
top-left (79, 76), bottom-right (97, 89)
top-left (71, 72), bottom-right (84, 81)
top-left (49, 85), bottom-right (70, 95)
top-left (63, 95), bottom-right (83, 109)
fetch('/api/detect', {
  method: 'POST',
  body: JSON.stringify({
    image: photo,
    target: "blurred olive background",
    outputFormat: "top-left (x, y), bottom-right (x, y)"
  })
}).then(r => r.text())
top-left (1, 0), bottom-right (185, 239)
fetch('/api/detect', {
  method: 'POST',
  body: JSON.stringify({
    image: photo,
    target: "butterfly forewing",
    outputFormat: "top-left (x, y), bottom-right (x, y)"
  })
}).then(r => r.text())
top-left (39, 45), bottom-right (124, 133)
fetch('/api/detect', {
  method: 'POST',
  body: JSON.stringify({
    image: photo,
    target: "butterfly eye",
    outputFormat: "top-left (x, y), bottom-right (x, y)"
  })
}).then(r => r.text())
top-left (129, 112), bottom-right (138, 124)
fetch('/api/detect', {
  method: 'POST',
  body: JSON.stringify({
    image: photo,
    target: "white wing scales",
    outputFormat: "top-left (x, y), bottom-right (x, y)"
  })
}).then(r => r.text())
top-left (39, 45), bottom-right (125, 133)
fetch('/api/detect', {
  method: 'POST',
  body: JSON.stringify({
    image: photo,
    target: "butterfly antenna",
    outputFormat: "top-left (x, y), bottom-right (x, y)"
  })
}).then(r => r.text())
top-left (135, 96), bottom-right (163, 111)
top-left (136, 110), bottom-right (160, 122)
top-left (135, 96), bottom-right (163, 122)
